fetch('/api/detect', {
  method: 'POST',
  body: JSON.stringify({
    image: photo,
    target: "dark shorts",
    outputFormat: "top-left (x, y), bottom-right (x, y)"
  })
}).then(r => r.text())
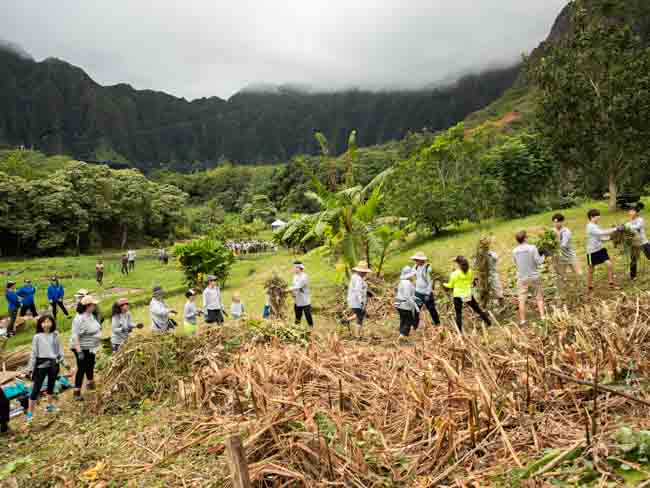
top-left (587, 248), bottom-right (610, 267)
top-left (351, 308), bottom-right (365, 326)
top-left (205, 309), bottom-right (224, 324)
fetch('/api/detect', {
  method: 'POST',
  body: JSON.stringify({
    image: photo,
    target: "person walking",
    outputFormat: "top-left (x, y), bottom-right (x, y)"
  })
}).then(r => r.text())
top-left (443, 256), bottom-right (491, 332)
top-left (203, 276), bottom-right (225, 325)
top-left (70, 295), bottom-right (102, 400)
top-left (18, 279), bottom-right (37, 318)
top-left (26, 315), bottom-right (64, 423)
top-left (5, 281), bottom-right (20, 337)
top-left (150, 286), bottom-right (175, 333)
top-left (487, 250), bottom-right (505, 306)
top-left (586, 209), bottom-right (619, 293)
top-left (290, 262), bottom-right (313, 327)
top-left (111, 298), bottom-right (142, 353)
top-left (183, 290), bottom-right (200, 336)
top-left (626, 203), bottom-right (650, 281)
top-left (512, 231), bottom-right (546, 326)
top-left (120, 254), bottom-right (129, 276)
top-left (395, 267), bottom-right (419, 338)
top-left (347, 261), bottom-right (371, 337)
top-left (95, 260), bottom-right (105, 286)
top-left (47, 276), bottom-right (69, 320)
top-left (411, 252), bottom-right (441, 328)
top-left (230, 292), bottom-right (245, 320)
top-left (552, 214), bottom-right (582, 279)
top-left (127, 249), bottom-right (136, 271)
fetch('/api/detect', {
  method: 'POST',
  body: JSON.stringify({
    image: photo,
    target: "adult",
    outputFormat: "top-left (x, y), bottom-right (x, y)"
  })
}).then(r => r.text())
top-left (5, 281), bottom-right (20, 337)
top-left (395, 267), bottom-right (419, 338)
top-left (95, 260), bottom-right (105, 286)
top-left (203, 275), bottom-right (225, 325)
top-left (74, 289), bottom-right (104, 324)
top-left (70, 295), bottom-right (102, 400)
top-left (26, 315), bottom-right (63, 422)
top-left (120, 254), bottom-right (129, 275)
top-left (111, 298), bottom-right (142, 352)
top-left (552, 214), bottom-right (582, 279)
top-left (183, 290), bottom-right (200, 336)
top-left (17, 279), bottom-right (37, 318)
top-left (586, 209), bottom-right (619, 292)
top-left (150, 286), bottom-right (175, 333)
top-left (512, 231), bottom-right (546, 325)
top-left (347, 261), bottom-right (371, 337)
top-left (47, 276), bottom-right (69, 320)
top-left (443, 256), bottom-right (491, 332)
top-left (410, 252), bottom-right (441, 328)
top-left (290, 262), bottom-right (313, 327)
top-left (127, 249), bottom-right (136, 271)
top-left (626, 203), bottom-right (649, 281)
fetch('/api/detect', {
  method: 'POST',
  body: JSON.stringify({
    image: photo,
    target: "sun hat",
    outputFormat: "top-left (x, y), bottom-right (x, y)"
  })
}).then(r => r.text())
top-left (117, 298), bottom-right (129, 306)
top-left (80, 295), bottom-right (99, 305)
top-left (152, 286), bottom-right (163, 296)
top-left (400, 266), bottom-right (417, 280)
top-left (293, 261), bottom-right (305, 270)
top-left (352, 261), bottom-right (372, 273)
top-left (75, 288), bottom-right (90, 298)
top-left (6, 281), bottom-right (16, 287)
top-left (410, 251), bottom-right (428, 261)
top-left (207, 275), bottom-right (217, 282)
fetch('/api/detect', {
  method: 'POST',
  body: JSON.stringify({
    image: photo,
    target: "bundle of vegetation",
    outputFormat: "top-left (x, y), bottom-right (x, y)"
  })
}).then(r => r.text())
top-left (474, 237), bottom-right (492, 307)
top-left (264, 272), bottom-right (289, 319)
top-left (173, 238), bottom-right (235, 289)
top-left (535, 229), bottom-right (560, 257)
top-left (612, 225), bottom-right (640, 257)
top-left (244, 319), bottom-right (311, 345)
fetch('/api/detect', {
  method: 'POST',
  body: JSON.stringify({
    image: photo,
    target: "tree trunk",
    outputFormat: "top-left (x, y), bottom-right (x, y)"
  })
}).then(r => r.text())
top-left (608, 171), bottom-right (618, 212)
top-left (121, 224), bottom-right (128, 249)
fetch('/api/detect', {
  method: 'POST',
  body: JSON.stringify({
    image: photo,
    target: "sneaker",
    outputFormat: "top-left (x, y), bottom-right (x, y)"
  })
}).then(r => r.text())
top-left (25, 412), bottom-right (33, 424)
top-left (45, 405), bottom-right (59, 414)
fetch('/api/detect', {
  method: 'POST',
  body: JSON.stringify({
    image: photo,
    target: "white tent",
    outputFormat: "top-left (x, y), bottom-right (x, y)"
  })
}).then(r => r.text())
top-left (271, 219), bottom-right (287, 231)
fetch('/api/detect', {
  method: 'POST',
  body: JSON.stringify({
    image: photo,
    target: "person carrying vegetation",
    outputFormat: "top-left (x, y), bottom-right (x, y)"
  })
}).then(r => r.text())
top-left (444, 256), bottom-right (491, 332)
top-left (395, 266), bottom-right (419, 338)
top-left (26, 315), bottom-right (64, 423)
top-left (5, 281), bottom-right (20, 337)
top-left (150, 286), bottom-right (175, 332)
top-left (17, 279), bottom-right (37, 318)
top-left (111, 298), bottom-right (142, 352)
top-left (347, 261), bottom-right (371, 337)
top-left (586, 209), bottom-right (619, 292)
top-left (552, 214), bottom-right (581, 279)
top-left (95, 260), bottom-right (105, 286)
top-left (411, 252), bottom-right (441, 328)
top-left (230, 292), bottom-right (245, 320)
top-left (203, 276), bottom-right (225, 325)
top-left (183, 290), bottom-right (200, 335)
top-left (487, 250), bottom-right (505, 306)
top-left (626, 203), bottom-right (649, 281)
top-left (127, 249), bottom-right (136, 271)
top-left (120, 254), bottom-right (129, 276)
top-left (512, 231), bottom-right (546, 325)
top-left (70, 295), bottom-right (102, 400)
top-left (47, 276), bottom-right (69, 320)
top-left (290, 262), bottom-right (313, 327)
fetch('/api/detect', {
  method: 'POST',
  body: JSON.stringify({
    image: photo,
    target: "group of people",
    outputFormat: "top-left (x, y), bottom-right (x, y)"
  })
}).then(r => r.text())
top-left (226, 240), bottom-right (276, 256)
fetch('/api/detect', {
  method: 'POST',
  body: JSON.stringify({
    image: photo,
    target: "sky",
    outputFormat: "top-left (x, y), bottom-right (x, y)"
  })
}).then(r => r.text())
top-left (2, 0), bottom-right (569, 100)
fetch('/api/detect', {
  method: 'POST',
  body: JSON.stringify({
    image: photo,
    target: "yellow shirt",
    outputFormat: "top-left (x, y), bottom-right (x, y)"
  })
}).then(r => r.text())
top-left (444, 269), bottom-right (473, 299)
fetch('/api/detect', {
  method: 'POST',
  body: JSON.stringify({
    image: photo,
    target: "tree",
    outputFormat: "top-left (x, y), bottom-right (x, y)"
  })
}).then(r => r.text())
top-left (241, 195), bottom-right (278, 223)
top-left (173, 239), bottom-right (235, 289)
top-left (529, 0), bottom-right (650, 210)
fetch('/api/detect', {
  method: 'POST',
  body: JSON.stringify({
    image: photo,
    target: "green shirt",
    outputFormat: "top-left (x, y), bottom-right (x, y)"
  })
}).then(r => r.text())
top-left (444, 269), bottom-right (473, 299)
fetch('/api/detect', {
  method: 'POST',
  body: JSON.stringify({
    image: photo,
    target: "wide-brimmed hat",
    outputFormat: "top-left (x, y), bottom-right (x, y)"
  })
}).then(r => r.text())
top-left (25, 279), bottom-right (32, 284)
top-left (410, 251), bottom-right (428, 261)
top-left (352, 261), bottom-right (372, 273)
top-left (80, 295), bottom-right (99, 305)
top-left (152, 286), bottom-right (163, 296)
top-left (293, 261), bottom-right (305, 270)
top-left (6, 280), bottom-right (16, 287)
top-left (207, 275), bottom-right (217, 282)
top-left (400, 266), bottom-right (416, 280)
top-left (117, 298), bottom-right (129, 306)
top-left (75, 288), bottom-right (90, 298)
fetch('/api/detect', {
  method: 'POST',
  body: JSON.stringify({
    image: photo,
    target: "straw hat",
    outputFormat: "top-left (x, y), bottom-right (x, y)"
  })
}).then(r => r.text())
top-left (352, 261), bottom-right (372, 273)
top-left (400, 266), bottom-right (417, 280)
top-left (410, 251), bottom-right (428, 262)
top-left (80, 295), bottom-right (99, 305)
top-left (75, 288), bottom-right (90, 298)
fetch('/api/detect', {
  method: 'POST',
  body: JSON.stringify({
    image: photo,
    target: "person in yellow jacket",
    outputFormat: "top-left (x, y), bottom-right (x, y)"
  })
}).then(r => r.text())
top-left (443, 256), bottom-right (491, 332)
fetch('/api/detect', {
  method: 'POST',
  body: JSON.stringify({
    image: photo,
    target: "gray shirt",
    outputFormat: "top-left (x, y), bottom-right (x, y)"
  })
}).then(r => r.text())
top-left (558, 227), bottom-right (577, 262)
top-left (414, 264), bottom-right (433, 295)
top-left (395, 280), bottom-right (418, 312)
top-left (29, 332), bottom-right (63, 370)
top-left (291, 273), bottom-right (311, 307)
top-left (70, 313), bottom-right (102, 351)
top-left (487, 251), bottom-right (498, 277)
top-left (184, 301), bottom-right (198, 324)
top-left (586, 222), bottom-right (616, 254)
top-left (202, 286), bottom-right (223, 311)
top-left (150, 297), bottom-right (170, 332)
top-left (111, 312), bottom-right (136, 346)
top-left (627, 217), bottom-right (648, 245)
top-left (347, 273), bottom-right (368, 309)
top-left (513, 243), bottom-right (545, 281)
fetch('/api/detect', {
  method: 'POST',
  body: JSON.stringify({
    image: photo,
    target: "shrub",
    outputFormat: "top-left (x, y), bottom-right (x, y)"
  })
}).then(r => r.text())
top-left (173, 238), bottom-right (235, 288)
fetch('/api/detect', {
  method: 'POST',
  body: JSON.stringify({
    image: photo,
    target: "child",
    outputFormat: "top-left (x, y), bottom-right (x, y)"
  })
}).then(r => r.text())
top-left (27, 315), bottom-right (64, 423)
top-left (626, 203), bottom-right (649, 280)
top-left (5, 281), bottom-right (20, 337)
top-left (111, 298), bottom-right (142, 352)
top-left (203, 275), bottom-right (225, 325)
top-left (444, 256), bottom-right (491, 332)
top-left (395, 267), bottom-right (419, 338)
top-left (553, 214), bottom-right (582, 278)
top-left (230, 292), bottom-right (245, 320)
top-left (95, 260), bottom-right (105, 286)
top-left (586, 209), bottom-right (618, 292)
top-left (183, 290), bottom-right (200, 335)
top-left (512, 231), bottom-right (545, 325)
